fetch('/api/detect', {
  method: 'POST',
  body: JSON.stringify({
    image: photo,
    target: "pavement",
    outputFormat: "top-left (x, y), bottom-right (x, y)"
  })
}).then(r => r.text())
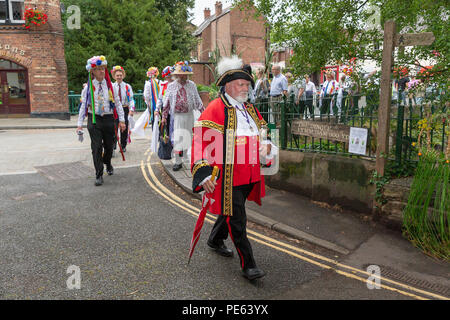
top-left (1, 114), bottom-right (449, 299)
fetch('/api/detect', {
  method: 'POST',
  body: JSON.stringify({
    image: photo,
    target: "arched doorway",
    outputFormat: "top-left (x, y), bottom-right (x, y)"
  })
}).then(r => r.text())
top-left (0, 58), bottom-right (30, 115)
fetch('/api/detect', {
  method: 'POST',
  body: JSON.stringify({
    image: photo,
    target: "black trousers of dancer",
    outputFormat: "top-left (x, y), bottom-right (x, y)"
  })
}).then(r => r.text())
top-left (208, 183), bottom-right (257, 270)
top-left (114, 106), bottom-right (129, 150)
top-left (87, 114), bottom-right (114, 178)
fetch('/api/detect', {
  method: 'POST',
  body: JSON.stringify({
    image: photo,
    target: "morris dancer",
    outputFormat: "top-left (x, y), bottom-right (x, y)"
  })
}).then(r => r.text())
top-left (152, 65), bottom-right (175, 154)
top-left (112, 65), bottom-right (135, 153)
top-left (161, 61), bottom-right (203, 171)
top-left (190, 56), bottom-right (277, 281)
top-left (77, 55), bottom-right (125, 186)
top-left (144, 67), bottom-right (160, 126)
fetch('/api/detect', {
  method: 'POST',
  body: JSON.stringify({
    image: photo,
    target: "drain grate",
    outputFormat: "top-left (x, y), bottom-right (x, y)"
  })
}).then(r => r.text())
top-left (35, 162), bottom-right (92, 182)
top-left (363, 264), bottom-right (450, 297)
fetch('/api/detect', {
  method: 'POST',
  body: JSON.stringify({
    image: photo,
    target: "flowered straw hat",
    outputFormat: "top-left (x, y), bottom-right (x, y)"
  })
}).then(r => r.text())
top-left (86, 55), bottom-right (107, 72)
top-left (171, 61), bottom-right (193, 75)
top-left (162, 65), bottom-right (174, 78)
top-left (147, 67), bottom-right (159, 78)
top-left (111, 65), bottom-right (126, 78)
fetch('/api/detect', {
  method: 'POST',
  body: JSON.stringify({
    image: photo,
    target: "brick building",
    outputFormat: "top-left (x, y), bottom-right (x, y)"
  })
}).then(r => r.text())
top-left (191, 1), bottom-right (267, 86)
top-left (0, 0), bottom-right (69, 119)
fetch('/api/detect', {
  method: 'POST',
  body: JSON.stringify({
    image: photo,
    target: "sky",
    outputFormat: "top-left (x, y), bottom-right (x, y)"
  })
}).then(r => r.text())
top-left (190, 0), bottom-right (234, 26)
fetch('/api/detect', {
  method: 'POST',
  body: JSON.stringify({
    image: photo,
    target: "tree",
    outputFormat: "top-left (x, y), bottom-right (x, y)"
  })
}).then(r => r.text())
top-left (236, 0), bottom-right (449, 94)
top-left (62, 0), bottom-right (195, 92)
top-left (154, 0), bottom-right (197, 58)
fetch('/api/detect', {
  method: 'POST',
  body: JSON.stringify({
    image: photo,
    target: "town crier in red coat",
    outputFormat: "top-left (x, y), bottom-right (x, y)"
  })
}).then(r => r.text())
top-left (191, 55), bottom-right (276, 281)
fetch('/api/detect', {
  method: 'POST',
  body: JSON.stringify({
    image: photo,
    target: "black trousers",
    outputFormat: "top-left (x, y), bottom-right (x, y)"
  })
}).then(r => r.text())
top-left (87, 114), bottom-right (114, 178)
top-left (208, 183), bottom-right (256, 270)
top-left (321, 94), bottom-right (332, 115)
top-left (114, 106), bottom-right (129, 149)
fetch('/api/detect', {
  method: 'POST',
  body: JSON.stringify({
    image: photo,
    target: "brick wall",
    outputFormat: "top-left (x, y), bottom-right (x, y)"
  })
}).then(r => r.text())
top-left (230, 5), bottom-right (266, 65)
top-left (193, 2), bottom-right (267, 86)
top-left (0, 0), bottom-right (69, 119)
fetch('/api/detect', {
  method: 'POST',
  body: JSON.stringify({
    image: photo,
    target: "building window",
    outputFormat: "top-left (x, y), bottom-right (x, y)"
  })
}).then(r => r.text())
top-left (0, 0), bottom-right (25, 24)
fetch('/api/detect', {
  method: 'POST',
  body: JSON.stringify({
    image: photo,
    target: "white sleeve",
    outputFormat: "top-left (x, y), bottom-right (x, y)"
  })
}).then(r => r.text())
top-left (113, 88), bottom-right (125, 122)
top-left (143, 81), bottom-right (150, 104)
top-left (261, 139), bottom-right (278, 160)
top-left (199, 175), bottom-right (212, 186)
top-left (77, 86), bottom-right (88, 127)
top-left (129, 85), bottom-right (135, 110)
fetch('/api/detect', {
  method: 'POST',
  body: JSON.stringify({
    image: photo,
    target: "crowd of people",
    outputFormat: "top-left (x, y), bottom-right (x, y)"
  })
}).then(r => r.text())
top-left (249, 66), bottom-right (355, 122)
top-left (249, 65), bottom-right (439, 125)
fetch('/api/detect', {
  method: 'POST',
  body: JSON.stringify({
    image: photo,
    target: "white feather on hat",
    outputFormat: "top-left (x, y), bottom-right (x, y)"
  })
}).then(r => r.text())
top-left (216, 55), bottom-right (243, 78)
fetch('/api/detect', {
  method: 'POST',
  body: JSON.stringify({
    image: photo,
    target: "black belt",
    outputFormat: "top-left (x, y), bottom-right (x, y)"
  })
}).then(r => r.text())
top-left (271, 94), bottom-right (282, 97)
top-left (88, 113), bottom-right (113, 118)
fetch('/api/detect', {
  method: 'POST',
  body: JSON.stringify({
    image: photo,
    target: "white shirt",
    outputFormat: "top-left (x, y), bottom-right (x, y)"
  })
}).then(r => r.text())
top-left (225, 93), bottom-right (259, 137)
top-left (113, 81), bottom-right (135, 110)
top-left (304, 81), bottom-right (316, 93)
top-left (321, 80), bottom-right (338, 96)
top-left (78, 78), bottom-right (124, 127)
top-left (144, 78), bottom-right (160, 106)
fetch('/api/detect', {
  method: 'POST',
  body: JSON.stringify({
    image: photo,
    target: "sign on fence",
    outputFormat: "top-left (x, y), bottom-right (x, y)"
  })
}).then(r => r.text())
top-left (348, 127), bottom-right (368, 155)
top-left (291, 119), bottom-right (350, 143)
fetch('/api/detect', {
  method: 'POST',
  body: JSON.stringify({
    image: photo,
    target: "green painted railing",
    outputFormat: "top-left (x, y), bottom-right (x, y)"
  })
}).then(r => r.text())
top-left (253, 92), bottom-right (448, 166)
top-left (68, 90), bottom-right (147, 114)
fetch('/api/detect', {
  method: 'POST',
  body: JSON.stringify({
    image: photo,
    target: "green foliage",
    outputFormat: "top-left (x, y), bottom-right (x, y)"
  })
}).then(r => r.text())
top-left (237, 0), bottom-right (449, 94)
top-left (402, 150), bottom-right (449, 261)
top-left (370, 170), bottom-right (390, 210)
top-left (61, 0), bottom-right (195, 92)
top-left (197, 83), bottom-right (219, 101)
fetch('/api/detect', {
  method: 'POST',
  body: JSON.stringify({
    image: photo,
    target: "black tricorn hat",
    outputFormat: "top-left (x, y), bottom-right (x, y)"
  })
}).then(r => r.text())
top-left (215, 56), bottom-right (254, 87)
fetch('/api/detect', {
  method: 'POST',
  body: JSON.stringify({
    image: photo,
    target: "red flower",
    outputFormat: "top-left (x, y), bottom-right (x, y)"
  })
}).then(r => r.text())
top-left (23, 8), bottom-right (48, 30)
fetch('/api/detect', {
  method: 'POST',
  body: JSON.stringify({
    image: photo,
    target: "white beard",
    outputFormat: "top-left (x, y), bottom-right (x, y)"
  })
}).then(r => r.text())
top-left (234, 93), bottom-right (248, 104)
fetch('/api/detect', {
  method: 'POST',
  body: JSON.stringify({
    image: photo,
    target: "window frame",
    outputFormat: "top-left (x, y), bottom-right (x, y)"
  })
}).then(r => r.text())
top-left (0, 0), bottom-right (25, 25)
top-left (8, 0), bottom-right (25, 24)
top-left (0, 0), bottom-right (7, 24)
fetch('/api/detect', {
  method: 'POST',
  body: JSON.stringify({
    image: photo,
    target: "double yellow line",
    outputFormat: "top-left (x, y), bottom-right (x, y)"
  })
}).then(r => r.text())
top-left (140, 151), bottom-right (448, 301)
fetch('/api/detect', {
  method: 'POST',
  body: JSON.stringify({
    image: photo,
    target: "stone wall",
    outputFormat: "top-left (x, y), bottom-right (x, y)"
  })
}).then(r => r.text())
top-left (265, 150), bottom-right (376, 214)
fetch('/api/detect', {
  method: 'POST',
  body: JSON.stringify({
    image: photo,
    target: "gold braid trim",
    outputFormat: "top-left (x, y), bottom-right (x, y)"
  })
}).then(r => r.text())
top-left (246, 103), bottom-right (267, 129)
top-left (192, 160), bottom-right (210, 177)
top-left (223, 106), bottom-right (236, 216)
top-left (194, 120), bottom-right (224, 134)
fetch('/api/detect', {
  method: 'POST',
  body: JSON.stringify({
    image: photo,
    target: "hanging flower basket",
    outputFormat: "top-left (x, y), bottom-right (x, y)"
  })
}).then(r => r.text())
top-left (23, 7), bottom-right (48, 30)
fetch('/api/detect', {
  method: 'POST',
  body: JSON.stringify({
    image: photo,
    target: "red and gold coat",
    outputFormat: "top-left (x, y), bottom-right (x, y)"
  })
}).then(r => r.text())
top-left (191, 93), bottom-right (267, 216)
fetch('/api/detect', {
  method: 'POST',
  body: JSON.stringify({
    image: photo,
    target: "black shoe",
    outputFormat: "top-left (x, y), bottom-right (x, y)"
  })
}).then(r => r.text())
top-left (106, 165), bottom-right (114, 176)
top-left (95, 176), bottom-right (103, 186)
top-left (173, 163), bottom-right (182, 171)
top-left (122, 147), bottom-right (126, 153)
top-left (207, 240), bottom-right (233, 257)
top-left (242, 267), bottom-right (266, 281)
